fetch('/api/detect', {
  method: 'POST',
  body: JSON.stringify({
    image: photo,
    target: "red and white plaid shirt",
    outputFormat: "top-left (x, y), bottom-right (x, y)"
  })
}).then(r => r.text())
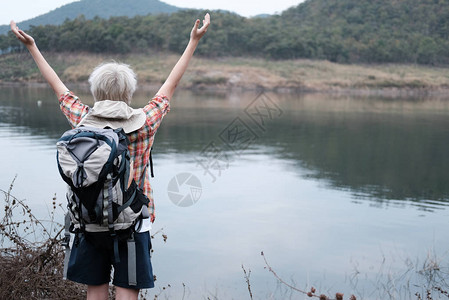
top-left (59, 91), bottom-right (170, 221)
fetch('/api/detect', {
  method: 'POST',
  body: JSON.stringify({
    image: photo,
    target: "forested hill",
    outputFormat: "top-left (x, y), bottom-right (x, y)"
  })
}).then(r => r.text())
top-left (277, 0), bottom-right (449, 64)
top-left (0, 0), bottom-right (181, 35)
top-left (1, 0), bottom-right (449, 64)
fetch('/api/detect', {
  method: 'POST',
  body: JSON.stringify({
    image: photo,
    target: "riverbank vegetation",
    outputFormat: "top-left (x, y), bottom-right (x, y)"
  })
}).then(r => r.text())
top-left (2, 51), bottom-right (449, 93)
top-left (0, 179), bottom-right (86, 299)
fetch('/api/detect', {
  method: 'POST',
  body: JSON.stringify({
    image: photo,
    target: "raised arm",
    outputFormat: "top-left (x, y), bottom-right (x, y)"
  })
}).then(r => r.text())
top-left (157, 13), bottom-right (210, 99)
top-left (10, 21), bottom-right (68, 98)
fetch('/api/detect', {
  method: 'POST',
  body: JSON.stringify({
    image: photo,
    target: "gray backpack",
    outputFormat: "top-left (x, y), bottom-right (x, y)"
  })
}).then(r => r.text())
top-left (57, 126), bottom-right (149, 285)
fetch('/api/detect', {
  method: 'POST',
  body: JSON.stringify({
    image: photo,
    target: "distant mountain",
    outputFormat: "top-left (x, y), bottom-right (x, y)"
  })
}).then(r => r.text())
top-left (0, 0), bottom-right (181, 35)
top-left (252, 14), bottom-right (271, 18)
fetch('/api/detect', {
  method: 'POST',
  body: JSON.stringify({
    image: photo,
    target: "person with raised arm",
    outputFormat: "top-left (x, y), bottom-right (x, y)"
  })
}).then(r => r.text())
top-left (10, 13), bottom-right (210, 300)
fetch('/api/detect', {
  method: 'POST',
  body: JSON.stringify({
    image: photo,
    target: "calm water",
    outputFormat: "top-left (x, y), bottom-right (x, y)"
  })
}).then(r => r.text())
top-left (1, 85), bottom-right (448, 299)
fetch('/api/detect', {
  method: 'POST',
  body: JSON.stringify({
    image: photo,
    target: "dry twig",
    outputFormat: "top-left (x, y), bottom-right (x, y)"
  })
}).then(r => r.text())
top-left (261, 251), bottom-right (357, 300)
top-left (242, 264), bottom-right (254, 300)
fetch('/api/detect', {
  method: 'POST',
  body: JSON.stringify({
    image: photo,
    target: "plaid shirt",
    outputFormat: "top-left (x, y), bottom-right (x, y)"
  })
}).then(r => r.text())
top-left (59, 91), bottom-right (170, 221)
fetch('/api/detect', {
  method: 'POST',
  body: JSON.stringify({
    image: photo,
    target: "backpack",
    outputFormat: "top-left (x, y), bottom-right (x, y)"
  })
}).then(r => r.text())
top-left (56, 126), bottom-right (150, 285)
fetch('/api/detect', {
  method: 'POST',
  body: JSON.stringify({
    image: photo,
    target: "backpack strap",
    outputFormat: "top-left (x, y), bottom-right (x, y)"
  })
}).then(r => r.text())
top-left (127, 233), bottom-right (137, 286)
top-left (149, 147), bottom-right (154, 178)
top-left (62, 212), bottom-right (72, 280)
top-left (139, 163), bottom-right (149, 190)
top-left (105, 174), bottom-right (121, 264)
top-left (102, 177), bottom-right (110, 226)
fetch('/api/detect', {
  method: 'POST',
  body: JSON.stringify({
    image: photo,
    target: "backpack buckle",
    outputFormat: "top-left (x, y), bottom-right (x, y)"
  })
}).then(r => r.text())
top-left (61, 234), bottom-right (71, 248)
top-left (109, 225), bottom-right (117, 238)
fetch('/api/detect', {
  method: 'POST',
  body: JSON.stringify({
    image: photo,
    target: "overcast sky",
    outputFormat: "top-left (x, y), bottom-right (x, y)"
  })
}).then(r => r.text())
top-left (1, 0), bottom-right (302, 26)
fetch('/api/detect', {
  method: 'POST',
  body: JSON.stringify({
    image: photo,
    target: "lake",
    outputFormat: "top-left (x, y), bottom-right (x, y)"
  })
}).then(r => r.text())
top-left (0, 85), bottom-right (448, 299)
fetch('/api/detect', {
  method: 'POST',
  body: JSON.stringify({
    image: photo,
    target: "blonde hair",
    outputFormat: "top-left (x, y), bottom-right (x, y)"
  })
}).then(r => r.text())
top-left (88, 61), bottom-right (137, 104)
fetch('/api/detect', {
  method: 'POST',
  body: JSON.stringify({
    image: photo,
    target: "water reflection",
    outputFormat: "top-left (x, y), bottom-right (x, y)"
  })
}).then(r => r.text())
top-left (1, 86), bottom-right (449, 208)
top-left (264, 94), bottom-right (449, 206)
top-left (0, 85), bottom-right (72, 139)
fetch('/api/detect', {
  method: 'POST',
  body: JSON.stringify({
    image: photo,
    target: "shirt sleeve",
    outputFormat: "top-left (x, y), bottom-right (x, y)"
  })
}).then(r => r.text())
top-left (59, 91), bottom-right (90, 128)
top-left (143, 94), bottom-right (170, 133)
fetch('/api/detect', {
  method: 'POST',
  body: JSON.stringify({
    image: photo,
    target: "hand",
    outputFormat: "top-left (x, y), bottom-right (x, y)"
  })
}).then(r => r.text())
top-left (158, 13), bottom-right (210, 99)
top-left (10, 20), bottom-right (35, 47)
top-left (190, 13), bottom-right (210, 42)
top-left (10, 20), bottom-right (67, 97)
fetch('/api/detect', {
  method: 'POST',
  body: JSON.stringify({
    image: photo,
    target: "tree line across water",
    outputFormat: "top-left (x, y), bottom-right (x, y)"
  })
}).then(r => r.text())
top-left (1, 0), bottom-right (449, 65)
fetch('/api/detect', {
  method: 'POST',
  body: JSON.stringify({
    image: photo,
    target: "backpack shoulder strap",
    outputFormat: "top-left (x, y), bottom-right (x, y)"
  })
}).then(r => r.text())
top-left (62, 212), bottom-right (72, 280)
top-left (149, 146), bottom-right (154, 178)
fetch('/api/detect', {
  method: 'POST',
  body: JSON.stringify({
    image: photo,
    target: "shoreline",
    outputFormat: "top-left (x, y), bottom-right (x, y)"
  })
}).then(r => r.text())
top-left (2, 52), bottom-right (449, 98)
top-left (2, 80), bottom-right (449, 99)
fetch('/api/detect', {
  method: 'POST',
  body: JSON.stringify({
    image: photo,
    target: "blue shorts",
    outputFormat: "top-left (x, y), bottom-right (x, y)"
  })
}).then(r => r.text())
top-left (66, 231), bottom-right (154, 290)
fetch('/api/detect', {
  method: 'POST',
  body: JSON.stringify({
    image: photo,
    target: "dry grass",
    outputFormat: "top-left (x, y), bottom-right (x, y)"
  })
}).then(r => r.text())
top-left (3, 51), bottom-right (449, 93)
top-left (260, 250), bottom-right (449, 300)
top-left (0, 177), bottom-right (87, 299)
